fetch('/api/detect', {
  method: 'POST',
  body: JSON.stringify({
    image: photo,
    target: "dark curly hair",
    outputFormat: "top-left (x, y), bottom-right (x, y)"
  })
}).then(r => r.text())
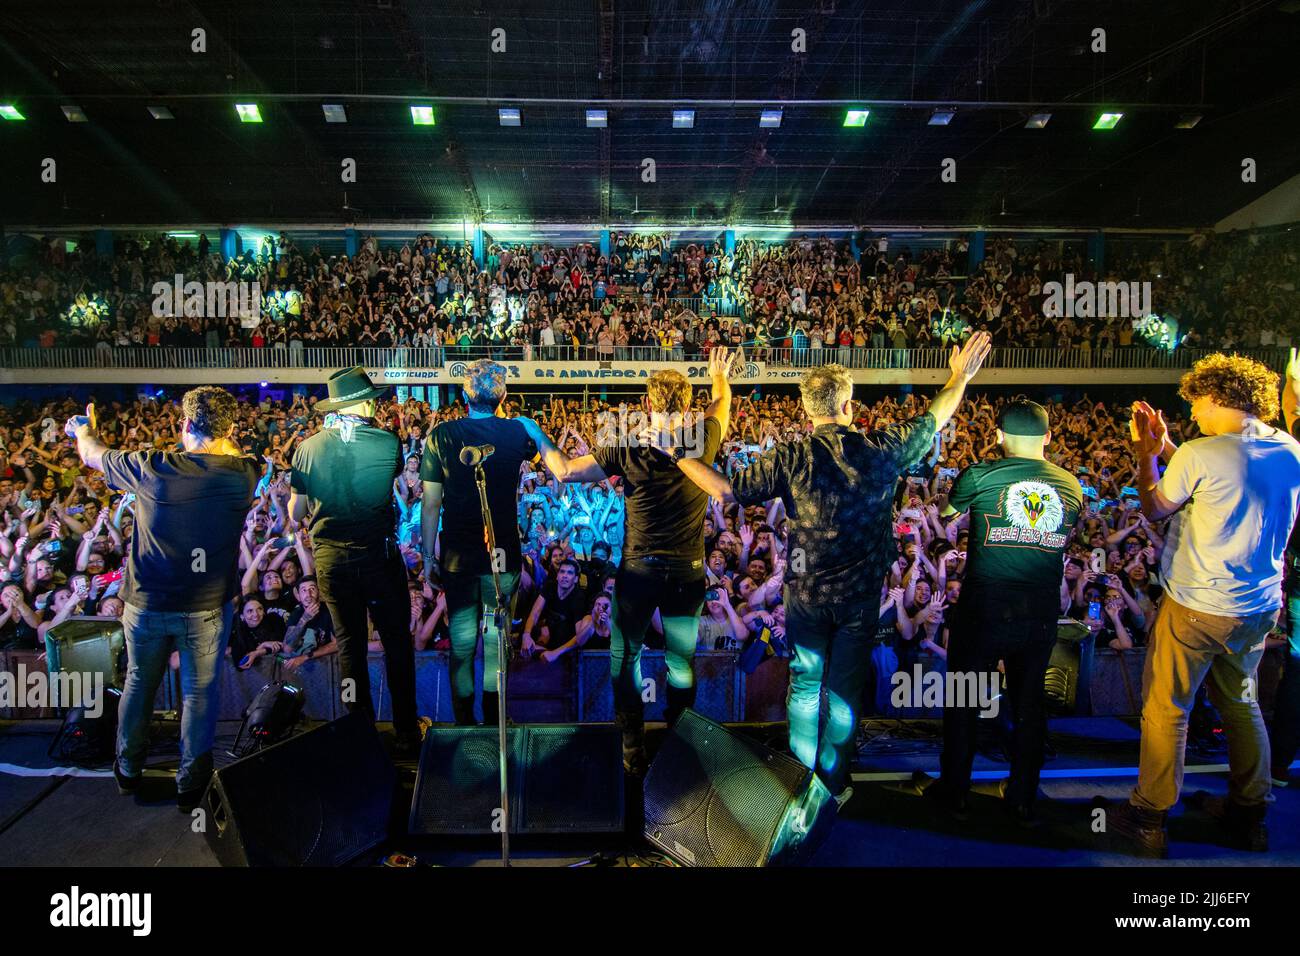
top-left (181, 386), bottom-right (239, 440)
top-left (1178, 353), bottom-right (1280, 423)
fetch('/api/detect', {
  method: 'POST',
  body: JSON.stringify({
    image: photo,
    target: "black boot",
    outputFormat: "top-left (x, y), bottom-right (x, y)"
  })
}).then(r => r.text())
top-left (1188, 791), bottom-right (1268, 852)
top-left (615, 709), bottom-right (647, 778)
top-left (664, 684), bottom-right (697, 728)
top-left (481, 692), bottom-right (503, 728)
top-left (1098, 798), bottom-right (1168, 859)
top-left (451, 694), bottom-right (476, 727)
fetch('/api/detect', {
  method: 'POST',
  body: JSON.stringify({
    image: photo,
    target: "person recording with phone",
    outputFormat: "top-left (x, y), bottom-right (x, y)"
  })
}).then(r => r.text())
top-left (421, 360), bottom-right (536, 726)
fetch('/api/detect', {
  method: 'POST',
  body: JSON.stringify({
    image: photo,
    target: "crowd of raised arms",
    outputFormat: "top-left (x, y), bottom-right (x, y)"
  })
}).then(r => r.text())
top-left (0, 386), bottom-right (1204, 707)
top-left (1, 227), bottom-right (1297, 359)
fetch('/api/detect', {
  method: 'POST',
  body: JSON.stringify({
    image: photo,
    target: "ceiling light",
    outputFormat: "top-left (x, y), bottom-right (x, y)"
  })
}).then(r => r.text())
top-left (585, 109), bottom-right (607, 128)
top-left (61, 105), bottom-right (88, 123)
top-left (148, 106), bottom-right (174, 120)
top-left (759, 109), bottom-right (783, 128)
top-left (322, 104), bottom-right (348, 123)
top-left (498, 108), bottom-right (521, 126)
top-left (1025, 113), bottom-right (1051, 129)
top-left (672, 109), bottom-right (695, 129)
top-left (235, 103), bottom-right (262, 123)
top-left (0, 105), bottom-right (26, 121)
top-left (410, 105), bottom-right (435, 126)
top-left (1174, 113), bottom-right (1201, 129)
top-left (1093, 112), bottom-right (1123, 130)
top-left (929, 109), bottom-right (955, 126)
top-left (843, 109), bottom-right (870, 127)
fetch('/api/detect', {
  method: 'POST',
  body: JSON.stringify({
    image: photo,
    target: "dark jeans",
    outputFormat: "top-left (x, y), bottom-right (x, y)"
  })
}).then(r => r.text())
top-left (443, 569), bottom-right (520, 725)
top-left (940, 588), bottom-right (1058, 807)
top-left (609, 556), bottom-right (705, 733)
top-left (784, 592), bottom-right (877, 796)
top-left (1272, 595), bottom-right (1300, 774)
top-left (315, 541), bottom-right (418, 742)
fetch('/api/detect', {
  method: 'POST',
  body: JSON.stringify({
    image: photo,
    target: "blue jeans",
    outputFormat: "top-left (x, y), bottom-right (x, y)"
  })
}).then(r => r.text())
top-left (444, 570), bottom-right (520, 725)
top-left (117, 600), bottom-right (234, 793)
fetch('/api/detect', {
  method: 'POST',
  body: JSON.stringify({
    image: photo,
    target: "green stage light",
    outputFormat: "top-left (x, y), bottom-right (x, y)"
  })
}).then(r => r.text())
top-left (235, 103), bottom-right (262, 123)
top-left (843, 109), bottom-right (869, 127)
top-left (1093, 112), bottom-right (1123, 130)
top-left (0, 105), bottom-right (25, 121)
top-left (411, 105), bottom-right (435, 126)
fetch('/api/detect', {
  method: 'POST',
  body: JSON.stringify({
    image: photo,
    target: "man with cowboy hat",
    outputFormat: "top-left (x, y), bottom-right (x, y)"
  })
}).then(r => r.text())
top-left (288, 366), bottom-right (420, 755)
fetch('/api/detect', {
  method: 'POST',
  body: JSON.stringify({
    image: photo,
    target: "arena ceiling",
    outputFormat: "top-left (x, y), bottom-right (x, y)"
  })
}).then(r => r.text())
top-left (1, 0), bottom-right (1298, 229)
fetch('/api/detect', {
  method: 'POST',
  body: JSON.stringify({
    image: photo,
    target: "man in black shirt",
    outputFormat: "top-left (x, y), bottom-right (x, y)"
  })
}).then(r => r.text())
top-left (420, 360), bottom-right (536, 725)
top-left (289, 367), bottom-right (419, 754)
top-left (517, 347), bottom-right (731, 774)
top-left (933, 400), bottom-right (1083, 822)
top-left (521, 558), bottom-right (587, 655)
top-left (673, 334), bottom-right (991, 803)
top-left (65, 388), bottom-right (260, 810)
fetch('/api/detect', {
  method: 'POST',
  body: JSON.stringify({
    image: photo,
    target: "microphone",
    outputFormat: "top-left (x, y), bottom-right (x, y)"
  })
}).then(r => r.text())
top-left (459, 443), bottom-right (495, 466)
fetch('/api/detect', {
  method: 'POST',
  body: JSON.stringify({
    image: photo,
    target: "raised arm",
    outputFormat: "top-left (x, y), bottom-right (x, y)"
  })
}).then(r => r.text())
top-left (925, 331), bottom-right (992, 432)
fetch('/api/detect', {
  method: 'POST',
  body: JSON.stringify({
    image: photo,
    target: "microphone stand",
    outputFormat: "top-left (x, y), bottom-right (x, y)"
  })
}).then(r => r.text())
top-left (472, 459), bottom-right (512, 868)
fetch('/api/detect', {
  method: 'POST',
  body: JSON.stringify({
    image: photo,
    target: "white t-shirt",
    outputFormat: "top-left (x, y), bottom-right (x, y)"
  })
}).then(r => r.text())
top-left (1157, 424), bottom-right (1300, 616)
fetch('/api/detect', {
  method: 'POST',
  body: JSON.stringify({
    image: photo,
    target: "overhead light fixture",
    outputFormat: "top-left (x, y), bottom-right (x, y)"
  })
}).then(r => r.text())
top-left (410, 105), bottom-right (435, 126)
top-left (1093, 112), bottom-right (1123, 130)
top-left (61, 105), bottom-right (88, 123)
top-left (843, 109), bottom-right (870, 127)
top-left (322, 104), bottom-right (348, 123)
top-left (498, 108), bottom-right (521, 126)
top-left (672, 109), bottom-right (695, 128)
top-left (759, 109), bottom-right (783, 128)
top-left (0, 105), bottom-right (26, 121)
top-left (1174, 113), bottom-right (1202, 129)
top-left (1024, 112), bottom-right (1051, 129)
top-left (585, 109), bottom-right (607, 128)
top-left (235, 103), bottom-right (262, 123)
top-left (928, 109), bottom-right (955, 126)
top-left (148, 105), bottom-right (174, 120)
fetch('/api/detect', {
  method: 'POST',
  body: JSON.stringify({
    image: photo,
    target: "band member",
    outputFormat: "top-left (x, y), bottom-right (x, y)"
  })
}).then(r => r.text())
top-left (516, 347), bottom-right (732, 774)
top-left (288, 367), bottom-right (420, 755)
top-left (929, 400), bottom-right (1083, 824)
top-left (670, 334), bottom-right (990, 805)
top-left (1105, 354), bottom-right (1300, 856)
top-left (420, 360), bottom-right (535, 726)
top-left (65, 389), bottom-right (260, 811)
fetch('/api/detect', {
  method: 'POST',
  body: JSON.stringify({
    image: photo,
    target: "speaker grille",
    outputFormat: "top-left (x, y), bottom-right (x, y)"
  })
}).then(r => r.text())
top-left (521, 726), bottom-right (623, 832)
top-left (409, 728), bottom-right (511, 834)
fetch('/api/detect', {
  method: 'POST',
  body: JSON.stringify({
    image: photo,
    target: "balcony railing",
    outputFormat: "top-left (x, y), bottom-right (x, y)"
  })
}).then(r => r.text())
top-left (0, 345), bottom-right (1287, 373)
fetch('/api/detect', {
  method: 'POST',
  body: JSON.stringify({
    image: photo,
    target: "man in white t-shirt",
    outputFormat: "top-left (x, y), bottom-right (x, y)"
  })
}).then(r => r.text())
top-left (1104, 354), bottom-right (1300, 858)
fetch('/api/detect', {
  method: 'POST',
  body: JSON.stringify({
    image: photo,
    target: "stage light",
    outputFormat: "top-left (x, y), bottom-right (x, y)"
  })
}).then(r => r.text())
top-left (928, 109), bottom-right (955, 126)
top-left (61, 105), bottom-right (88, 123)
top-left (410, 105), bottom-right (435, 126)
top-left (1024, 113), bottom-right (1051, 128)
top-left (148, 106), bottom-right (174, 120)
top-left (1174, 113), bottom-right (1202, 129)
top-left (843, 109), bottom-right (869, 127)
top-left (498, 108), bottom-right (521, 126)
top-left (672, 109), bottom-right (695, 128)
top-left (260, 381), bottom-right (269, 387)
top-left (322, 104), bottom-right (348, 123)
top-left (585, 109), bottom-right (607, 128)
top-left (0, 105), bottom-right (25, 121)
top-left (1093, 112), bottom-right (1123, 130)
top-left (235, 103), bottom-right (262, 123)
top-left (759, 109), bottom-right (783, 128)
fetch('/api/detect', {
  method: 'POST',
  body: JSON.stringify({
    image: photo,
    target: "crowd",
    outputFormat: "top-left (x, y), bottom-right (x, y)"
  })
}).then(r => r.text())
top-left (1, 380), bottom-right (1235, 714)
top-left (1, 227), bottom-right (1297, 362)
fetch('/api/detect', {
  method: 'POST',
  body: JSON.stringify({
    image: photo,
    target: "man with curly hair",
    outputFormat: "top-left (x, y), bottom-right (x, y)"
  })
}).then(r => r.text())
top-left (1103, 354), bottom-right (1300, 857)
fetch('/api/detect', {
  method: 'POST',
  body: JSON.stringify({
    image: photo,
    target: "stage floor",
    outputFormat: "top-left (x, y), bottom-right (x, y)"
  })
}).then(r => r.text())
top-left (1, 717), bottom-right (1295, 867)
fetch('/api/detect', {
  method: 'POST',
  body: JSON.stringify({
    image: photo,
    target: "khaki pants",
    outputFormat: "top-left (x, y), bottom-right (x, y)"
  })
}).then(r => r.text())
top-left (1133, 596), bottom-right (1276, 811)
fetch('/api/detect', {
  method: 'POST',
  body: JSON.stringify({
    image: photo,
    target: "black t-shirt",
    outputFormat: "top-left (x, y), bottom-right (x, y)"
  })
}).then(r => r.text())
top-left (421, 416), bottom-right (537, 574)
top-left (285, 603), bottom-right (335, 654)
top-left (100, 450), bottom-right (260, 612)
top-left (291, 423), bottom-right (402, 550)
top-left (229, 612), bottom-right (287, 662)
top-left (593, 415), bottom-right (722, 567)
top-left (948, 456), bottom-right (1083, 594)
top-left (539, 579), bottom-right (587, 646)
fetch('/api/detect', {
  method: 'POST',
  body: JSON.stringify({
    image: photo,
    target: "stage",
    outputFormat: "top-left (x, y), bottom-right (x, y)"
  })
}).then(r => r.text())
top-left (1, 716), bottom-right (1295, 868)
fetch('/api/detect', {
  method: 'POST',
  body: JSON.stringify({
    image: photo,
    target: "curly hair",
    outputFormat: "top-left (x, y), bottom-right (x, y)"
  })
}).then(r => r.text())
top-left (645, 369), bottom-right (692, 415)
top-left (463, 359), bottom-right (507, 412)
top-left (1178, 353), bottom-right (1280, 422)
top-left (181, 386), bottom-right (239, 440)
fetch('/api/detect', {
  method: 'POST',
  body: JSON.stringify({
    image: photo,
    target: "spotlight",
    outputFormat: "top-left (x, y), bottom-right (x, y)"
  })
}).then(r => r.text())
top-left (235, 103), bottom-right (262, 123)
top-left (61, 105), bottom-right (88, 123)
top-left (260, 381), bottom-right (269, 388)
top-left (1174, 113), bottom-right (1201, 129)
top-left (322, 104), bottom-right (348, 123)
top-left (0, 105), bottom-right (25, 121)
top-left (498, 108), bottom-right (521, 126)
top-left (1093, 112), bottom-right (1123, 130)
top-left (148, 106), bottom-right (174, 120)
top-left (759, 109), bottom-right (783, 128)
top-left (1024, 113), bottom-right (1051, 129)
top-left (672, 109), bottom-right (695, 129)
top-left (928, 109), bottom-right (955, 126)
top-left (410, 105), bottom-right (435, 126)
top-left (843, 109), bottom-right (870, 127)
top-left (585, 109), bottom-right (607, 128)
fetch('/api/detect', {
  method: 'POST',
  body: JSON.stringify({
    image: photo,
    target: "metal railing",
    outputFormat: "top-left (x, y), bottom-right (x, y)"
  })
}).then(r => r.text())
top-left (0, 345), bottom-right (1287, 372)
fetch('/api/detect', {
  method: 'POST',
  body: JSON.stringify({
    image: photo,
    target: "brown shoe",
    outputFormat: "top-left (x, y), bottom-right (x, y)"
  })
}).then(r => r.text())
top-left (1098, 798), bottom-right (1168, 859)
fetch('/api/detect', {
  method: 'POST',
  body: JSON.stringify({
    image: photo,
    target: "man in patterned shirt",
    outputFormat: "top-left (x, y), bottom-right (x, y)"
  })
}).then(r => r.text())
top-left (673, 332), bottom-right (991, 805)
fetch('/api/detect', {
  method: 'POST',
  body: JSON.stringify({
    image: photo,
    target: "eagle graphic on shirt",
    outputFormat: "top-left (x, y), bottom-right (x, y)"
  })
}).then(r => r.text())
top-left (987, 479), bottom-right (1068, 548)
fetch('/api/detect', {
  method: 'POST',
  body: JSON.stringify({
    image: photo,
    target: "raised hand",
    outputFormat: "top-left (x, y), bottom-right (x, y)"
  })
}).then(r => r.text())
top-left (1130, 400), bottom-right (1168, 459)
top-left (948, 330), bottom-right (992, 384)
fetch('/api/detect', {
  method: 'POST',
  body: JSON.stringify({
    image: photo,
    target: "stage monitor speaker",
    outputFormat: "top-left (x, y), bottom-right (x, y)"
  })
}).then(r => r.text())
top-left (46, 617), bottom-right (125, 688)
top-left (643, 710), bottom-right (834, 867)
top-left (1044, 619), bottom-right (1095, 716)
top-left (203, 711), bottom-right (396, 867)
top-left (408, 724), bottom-right (624, 835)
